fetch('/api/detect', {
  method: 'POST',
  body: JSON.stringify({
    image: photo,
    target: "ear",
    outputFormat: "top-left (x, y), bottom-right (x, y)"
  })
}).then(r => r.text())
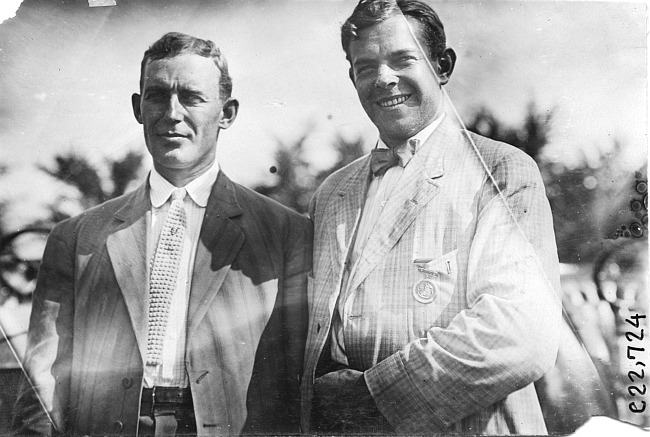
top-left (131, 93), bottom-right (143, 124)
top-left (218, 97), bottom-right (239, 129)
top-left (436, 47), bottom-right (456, 85)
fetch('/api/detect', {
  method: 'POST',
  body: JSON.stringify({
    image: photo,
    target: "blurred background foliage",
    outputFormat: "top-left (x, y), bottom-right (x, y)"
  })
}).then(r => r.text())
top-left (39, 150), bottom-right (145, 213)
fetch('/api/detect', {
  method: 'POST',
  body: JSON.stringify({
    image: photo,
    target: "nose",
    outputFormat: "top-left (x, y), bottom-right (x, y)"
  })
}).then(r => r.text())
top-left (375, 65), bottom-right (398, 89)
top-left (164, 94), bottom-right (183, 121)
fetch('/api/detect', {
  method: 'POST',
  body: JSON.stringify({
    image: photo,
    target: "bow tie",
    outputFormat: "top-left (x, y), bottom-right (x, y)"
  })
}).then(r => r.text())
top-left (370, 140), bottom-right (418, 177)
top-left (370, 148), bottom-right (400, 177)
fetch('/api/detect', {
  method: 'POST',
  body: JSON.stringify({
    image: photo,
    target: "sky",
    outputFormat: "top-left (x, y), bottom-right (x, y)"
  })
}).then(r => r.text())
top-left (0, 0), bottom-right (647, 229)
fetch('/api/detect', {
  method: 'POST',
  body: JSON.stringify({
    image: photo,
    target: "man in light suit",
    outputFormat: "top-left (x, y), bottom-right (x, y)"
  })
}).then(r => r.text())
top-left (302, 0), bottom-right (562, 434)
top-left (14, 32), bottom-right (311, 436)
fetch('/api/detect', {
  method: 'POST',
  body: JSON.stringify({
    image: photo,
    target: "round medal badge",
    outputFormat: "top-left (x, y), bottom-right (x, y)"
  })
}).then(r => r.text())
top-left (412, 278), bottom-right (438, 304)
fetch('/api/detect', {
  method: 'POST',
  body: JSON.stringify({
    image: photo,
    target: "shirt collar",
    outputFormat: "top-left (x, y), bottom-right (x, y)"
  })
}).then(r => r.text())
top-left (149, 160), bottom-right (220, 208)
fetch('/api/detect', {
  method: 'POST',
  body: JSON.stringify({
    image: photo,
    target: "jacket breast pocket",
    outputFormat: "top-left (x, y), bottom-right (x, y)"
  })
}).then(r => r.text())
top-left (409, 249), bottom-right (459, 338)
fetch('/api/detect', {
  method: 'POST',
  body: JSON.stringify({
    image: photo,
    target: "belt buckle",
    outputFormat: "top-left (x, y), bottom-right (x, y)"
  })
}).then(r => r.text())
top-left (152, 386), bottom-right (157, 405)
top-left (143, 386), bottom-right (159, 416)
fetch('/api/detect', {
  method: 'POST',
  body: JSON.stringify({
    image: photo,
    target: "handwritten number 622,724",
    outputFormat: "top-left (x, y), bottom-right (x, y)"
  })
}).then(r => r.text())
top-left (626, 314), bottom-right (647, 414)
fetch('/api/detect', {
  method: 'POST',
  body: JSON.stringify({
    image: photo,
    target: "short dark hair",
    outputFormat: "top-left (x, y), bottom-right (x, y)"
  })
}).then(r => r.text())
top-left (341, 0), bottom-right (447, 62)
top-left (139, 32), bottom-right (233, 99)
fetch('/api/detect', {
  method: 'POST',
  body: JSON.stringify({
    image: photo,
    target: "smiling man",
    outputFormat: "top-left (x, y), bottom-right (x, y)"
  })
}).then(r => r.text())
top-left (13, 32), bottom-right (311, 436)
top-left (302, 0), bottom-right (562, 434)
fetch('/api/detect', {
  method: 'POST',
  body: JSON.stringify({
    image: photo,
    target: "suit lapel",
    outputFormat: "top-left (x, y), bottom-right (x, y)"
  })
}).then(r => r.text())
top-left (187, 171), bottom-right (244, 336)
top-left (324, 158), bottom-right (371, 285)
top-left (348, 117), bottom-right (457, 292)
top-left (106, 182), bottom-right (150, 362)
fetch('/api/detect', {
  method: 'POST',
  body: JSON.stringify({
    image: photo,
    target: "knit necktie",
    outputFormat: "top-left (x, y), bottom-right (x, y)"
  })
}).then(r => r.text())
top-left (147, 188), bottom-right (187, 366)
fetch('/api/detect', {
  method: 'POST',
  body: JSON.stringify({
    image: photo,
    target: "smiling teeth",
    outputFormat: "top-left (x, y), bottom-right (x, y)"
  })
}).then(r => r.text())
top-left (379, 95), bottom-right (409, 107)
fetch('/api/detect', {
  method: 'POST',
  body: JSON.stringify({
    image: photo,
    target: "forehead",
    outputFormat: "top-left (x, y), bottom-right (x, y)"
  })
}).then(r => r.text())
top-left (349, 15), bottom-right (428, 62)
top-left (142, 53), bottom-right (221, 90)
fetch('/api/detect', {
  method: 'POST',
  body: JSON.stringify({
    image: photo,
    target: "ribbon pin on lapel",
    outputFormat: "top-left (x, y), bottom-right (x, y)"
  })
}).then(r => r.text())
top-left (413, 266), bottom-right (439, 304)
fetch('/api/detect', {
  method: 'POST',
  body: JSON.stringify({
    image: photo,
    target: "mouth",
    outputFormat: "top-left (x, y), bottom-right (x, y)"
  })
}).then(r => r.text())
top-left (159, 132), bottom-right (188, 139)
top-left (376, 94), bottom-right (411, 108)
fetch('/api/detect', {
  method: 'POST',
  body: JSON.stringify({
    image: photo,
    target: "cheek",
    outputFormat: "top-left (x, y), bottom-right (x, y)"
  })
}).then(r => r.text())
top-left (354, 79), bottom-right (372, 98)
top-left (141, 111), bottom-right (163, 130)
top-left (142, 117), bottom-right (156, 133)
top-left (196, 117), bottom-right (220, 139)
top-left (358, 91), bottom-right (376, 113)
top-left (417, 74), bottom-right (441, 99)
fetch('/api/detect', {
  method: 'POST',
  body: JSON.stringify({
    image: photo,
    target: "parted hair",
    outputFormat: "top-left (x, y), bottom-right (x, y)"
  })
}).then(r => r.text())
top-left (341, 0), bottom-right (447, 62)
top-left (139, 32), bottom-right (233, 99)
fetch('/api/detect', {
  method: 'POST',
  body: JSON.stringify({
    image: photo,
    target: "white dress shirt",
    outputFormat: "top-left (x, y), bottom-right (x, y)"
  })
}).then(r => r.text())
top-left (330, 115), bottom-right (445, 366)
top-left (143, 161), bottom-right (219, 387)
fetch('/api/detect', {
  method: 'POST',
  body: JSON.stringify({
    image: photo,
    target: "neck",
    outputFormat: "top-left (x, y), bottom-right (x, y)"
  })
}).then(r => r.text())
top-left (154, 161), bottom-right (215, 188)
top-left (380, 112), bottom-right (444, 149)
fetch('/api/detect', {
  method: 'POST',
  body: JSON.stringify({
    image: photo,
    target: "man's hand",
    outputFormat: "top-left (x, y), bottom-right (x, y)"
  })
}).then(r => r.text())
top-left (312, 368), bottom-right (390, 434)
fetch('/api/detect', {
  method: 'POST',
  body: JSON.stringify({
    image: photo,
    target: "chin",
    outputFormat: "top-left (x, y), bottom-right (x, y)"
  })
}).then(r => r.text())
top-left (379, 124), bottom-right (417, 142)
top-left (153, 151), bottom-right (191, 168)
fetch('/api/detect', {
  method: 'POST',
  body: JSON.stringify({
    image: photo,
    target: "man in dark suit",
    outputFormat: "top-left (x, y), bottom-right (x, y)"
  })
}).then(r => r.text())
top-left (13, 32), bottom-right (311, 436)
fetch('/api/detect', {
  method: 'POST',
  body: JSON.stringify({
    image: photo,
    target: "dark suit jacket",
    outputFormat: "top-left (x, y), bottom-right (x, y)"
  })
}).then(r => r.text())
top-left (14, 171), bottom-right (312, 436)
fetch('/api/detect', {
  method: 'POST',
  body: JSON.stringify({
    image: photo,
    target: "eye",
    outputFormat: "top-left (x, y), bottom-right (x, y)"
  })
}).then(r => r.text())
top-left (354, 64), bottom-right (374, 77)
top-left (143, 90), bottom-right (167, 102)
top-left (395, 55), bottom-right (417, 67)
top-left (180, 92), bottom-right (206, 105)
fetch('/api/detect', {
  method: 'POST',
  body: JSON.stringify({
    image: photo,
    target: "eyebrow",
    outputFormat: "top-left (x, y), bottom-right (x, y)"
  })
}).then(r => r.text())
top-left (352, 58), bottom-right (372, 69)
top-left (390, 49), bottom-right (422, 59)
top-left (353, 48), bottom-right (422, 66)
top-left (142, 83), bottom-right (207, 96)
top-left (142, 83), bottom-right (166, 91)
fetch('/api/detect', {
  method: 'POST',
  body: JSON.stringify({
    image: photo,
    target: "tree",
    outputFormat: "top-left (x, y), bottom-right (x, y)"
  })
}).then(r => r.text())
top-left (0, 164), bottom-right (8, 241)
top-left (254, 131), bottom-right (365, 214)
top-left (465, 102), bottom-right (554, 163)
top-left (40, 150), bottom-right (145, 213)
top-left (542, 161), bottom-right (602, 263)
top-left (41, 153), bottom-right (105, 209)
top-left (540, 141), bottom-right (645, 263)
top-left (465, 102), bottom-right (642, 263)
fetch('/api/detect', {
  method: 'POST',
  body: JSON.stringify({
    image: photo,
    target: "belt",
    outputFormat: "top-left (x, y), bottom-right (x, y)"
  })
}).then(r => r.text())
top-left (141, 387), bottom-right (193, 415)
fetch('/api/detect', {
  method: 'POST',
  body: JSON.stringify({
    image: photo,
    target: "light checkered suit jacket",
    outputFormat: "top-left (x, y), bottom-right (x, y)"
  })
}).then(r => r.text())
top-left (302, 115), bottom-right (562, 435)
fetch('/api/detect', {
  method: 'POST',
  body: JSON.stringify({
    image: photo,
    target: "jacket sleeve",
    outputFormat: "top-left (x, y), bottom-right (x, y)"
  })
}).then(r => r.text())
top-left (280, 215), bottom-right (313, 430)
top-left (364, 150), bottom-right (562, 433)
top-left (13, 222), bottom-right (75, 436)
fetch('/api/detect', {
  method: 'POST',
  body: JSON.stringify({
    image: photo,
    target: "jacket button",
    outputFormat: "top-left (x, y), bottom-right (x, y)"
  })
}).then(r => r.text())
top-left (112, 420), bottom-right (124, 432)
top-left (121, 377), bottom-right (133, 389)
